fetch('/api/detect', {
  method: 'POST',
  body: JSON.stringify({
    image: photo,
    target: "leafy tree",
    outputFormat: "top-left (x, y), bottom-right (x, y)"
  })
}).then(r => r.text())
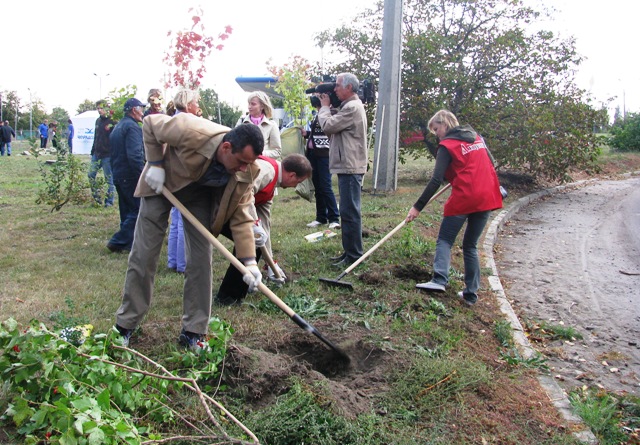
top-left (199, 87), bottom-right (243, 127)
top-left (76, 99), bottom-right (96, 115)
top-left (163, 6), bottom-right (232, 89)
top-left (609, 112), bottom-right (640, 151)
top-left (105, 85), bottom-right (139, 123)
top-left (320, 0), bottom-right (603, 182)
top-left (267, 56), bottom-right (318, 126)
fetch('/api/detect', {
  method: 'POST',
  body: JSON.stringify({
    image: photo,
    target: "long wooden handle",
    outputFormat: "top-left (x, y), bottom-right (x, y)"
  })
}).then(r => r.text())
top-left (162, 189), bottom-right (294, 317)
top-left (260, 246), bottom-right (283, 279)
top-left (336, 182), bottom-right (452, 279)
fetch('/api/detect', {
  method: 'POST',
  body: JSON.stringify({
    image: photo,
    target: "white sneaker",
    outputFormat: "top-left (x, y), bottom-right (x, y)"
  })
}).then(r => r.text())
top-left (306, 220), bottom-right (323, 228)
top-left (328, 222), bottom-right (341, 230)
top-left (415, 281), bottom-right (446, 292)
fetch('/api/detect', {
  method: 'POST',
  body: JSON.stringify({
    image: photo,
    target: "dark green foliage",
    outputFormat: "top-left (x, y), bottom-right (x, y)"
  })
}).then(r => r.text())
top-left (609, 112), bottom-right (640, 151)
top-left (199, 88), bottom-right (243, 127)
top-left (321, 0), bottom-right (603, 182)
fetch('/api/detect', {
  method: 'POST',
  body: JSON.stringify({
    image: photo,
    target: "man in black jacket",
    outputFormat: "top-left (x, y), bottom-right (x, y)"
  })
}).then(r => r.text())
top-left (0, 120), bottom-right (16, 156)
top-left (106, 98), bottom-right (146, 252)
top-left (88, 100), bottom-right (116, 207)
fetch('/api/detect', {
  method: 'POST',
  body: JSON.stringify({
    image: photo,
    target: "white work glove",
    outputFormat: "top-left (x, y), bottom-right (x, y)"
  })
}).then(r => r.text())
top-left (242, 261), bottom-right (262, 293)
top-left (145, 166), bottom-right (165, 194)
top-left (253, 220), bottom-right (269, 248)
top-left (267, 262), bottom-right (286, 286)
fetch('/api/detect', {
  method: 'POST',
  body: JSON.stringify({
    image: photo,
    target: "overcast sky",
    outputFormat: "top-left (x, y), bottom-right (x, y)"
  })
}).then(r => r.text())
top-left (2, 0), bottom-right (637, 119)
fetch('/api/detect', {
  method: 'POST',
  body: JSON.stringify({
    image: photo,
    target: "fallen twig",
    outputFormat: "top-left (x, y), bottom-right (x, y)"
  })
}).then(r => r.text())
top-left (416, 370), bottom-right (457, 398)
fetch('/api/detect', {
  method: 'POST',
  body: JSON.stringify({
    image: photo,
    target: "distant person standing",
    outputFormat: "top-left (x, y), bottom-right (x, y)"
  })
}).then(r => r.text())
top-left (107, 98), bottom-right (147, 253)
top-left (0, 120), bottom-right (16, 156)
top-left (88, 100), bottom-right (116, 207)
top-left (318, 73), bottom-right (368, 266)
top-left (38, 119), bottom-right (49, 148)
top-left (236, 91), bottom-right (282, 159)
top-left (144, 88), bottom-right (164, 117)
top-left (66, 119), bottom-right (74, 153)
top-left (166, 89), bottom-right (201, 274)
top-left (49, 122), bottom-right (59, 149)
top-left (302, 96), bottom-right (340, 230)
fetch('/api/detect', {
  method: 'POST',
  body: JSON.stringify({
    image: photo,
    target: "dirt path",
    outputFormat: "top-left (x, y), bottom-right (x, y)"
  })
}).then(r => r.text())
top-left (495, 177), bottom-right (640, 396)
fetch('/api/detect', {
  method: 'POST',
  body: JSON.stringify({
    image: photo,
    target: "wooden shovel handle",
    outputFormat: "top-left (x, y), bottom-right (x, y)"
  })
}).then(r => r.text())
top-left (162, 189), bottom-right (295, 317)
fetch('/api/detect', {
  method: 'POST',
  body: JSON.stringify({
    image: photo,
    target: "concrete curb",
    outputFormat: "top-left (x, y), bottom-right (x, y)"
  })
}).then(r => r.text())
top-left (482, 181), bottom-right (599, 444)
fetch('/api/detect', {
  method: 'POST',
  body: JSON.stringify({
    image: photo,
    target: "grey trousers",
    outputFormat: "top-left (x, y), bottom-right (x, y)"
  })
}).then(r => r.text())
top-left (115, 184), bottom-right (214, 335)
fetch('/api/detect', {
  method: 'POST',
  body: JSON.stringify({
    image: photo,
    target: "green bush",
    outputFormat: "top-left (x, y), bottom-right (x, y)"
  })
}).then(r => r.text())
top-left (610, 112), bottom-right (640, 152)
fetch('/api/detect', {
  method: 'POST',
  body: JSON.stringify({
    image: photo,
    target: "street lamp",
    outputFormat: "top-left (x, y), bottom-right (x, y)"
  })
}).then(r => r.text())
top-left (93, 73), bottom-right (110, 99)
top-left (28, 88), bottom-right (32, 138)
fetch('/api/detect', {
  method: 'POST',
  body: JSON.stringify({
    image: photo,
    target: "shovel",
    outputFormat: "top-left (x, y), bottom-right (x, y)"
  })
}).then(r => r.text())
top-left (162, 188), bottom-right (350, 362)
top-left (320, 183), bottom-right (452, 290)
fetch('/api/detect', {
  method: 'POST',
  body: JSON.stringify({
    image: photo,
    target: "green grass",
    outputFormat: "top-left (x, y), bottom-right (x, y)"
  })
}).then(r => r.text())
top-left (1, 141), bottom-right (636, 444)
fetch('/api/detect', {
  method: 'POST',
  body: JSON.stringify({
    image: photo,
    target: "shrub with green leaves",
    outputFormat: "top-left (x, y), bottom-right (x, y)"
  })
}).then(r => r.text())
top-left (0, 317), bottom-right (234, 444)
top-left (33, 147), bottom-right (92, 212)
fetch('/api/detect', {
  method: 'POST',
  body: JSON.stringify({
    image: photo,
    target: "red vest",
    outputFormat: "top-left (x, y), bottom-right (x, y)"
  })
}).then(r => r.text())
top-left (439, 135), bottom-right (502, 216)
top-left (254, 155), bottom-right (279, 206)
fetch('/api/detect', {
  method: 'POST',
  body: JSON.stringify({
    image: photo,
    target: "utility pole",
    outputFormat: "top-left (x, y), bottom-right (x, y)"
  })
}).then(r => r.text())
top-left (28, 88), bottom-right (33, 137)
top-left (93, 73), bottom-right (110, 99)
top-left (372, 0), bottom-right (403, 192)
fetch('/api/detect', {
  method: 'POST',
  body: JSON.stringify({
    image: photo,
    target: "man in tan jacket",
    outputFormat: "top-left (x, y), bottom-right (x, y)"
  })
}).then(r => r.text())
top-left (114, 112), bottom-right (264, 350)
top-left (318, 72), bottom-right (368, 267)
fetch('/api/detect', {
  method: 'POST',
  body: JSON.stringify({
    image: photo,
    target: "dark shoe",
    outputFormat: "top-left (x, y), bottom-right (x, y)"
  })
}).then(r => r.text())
top-left (214, 293), bottom-right (243, 306)
top-left (178, 329), bottom-right (209, 352)
top-left (106, 243), bottom-right (129, 253)
top-left (332, 257), bottom-right (358, 268)
top-left (113, 325), bottom-right (133, 347)
top-left (458, 291), bottom-right (477, 306)
top-left (329, 252), bottom-right (346, 262)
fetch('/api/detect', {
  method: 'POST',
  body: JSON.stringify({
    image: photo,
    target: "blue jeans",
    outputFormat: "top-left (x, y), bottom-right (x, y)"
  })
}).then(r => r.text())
top-left (108, 177), bottom-right (140, 250)
top-left (308, 151), bottom-right (339, 224)
top-left (0, 141), bottom-right (10, 155)
top-left (337, 174), bottom-right (364, 261)
top-left (167, 207), bottom-right (186, 272)
top-left (432, 211), bottom-right (491, 303)
top-left (88, 155), bottom-right (115, 206)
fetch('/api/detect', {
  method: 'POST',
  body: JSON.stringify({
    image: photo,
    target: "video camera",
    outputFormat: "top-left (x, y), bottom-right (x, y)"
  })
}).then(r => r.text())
top-left (305, 75), bottom-right (376, 108)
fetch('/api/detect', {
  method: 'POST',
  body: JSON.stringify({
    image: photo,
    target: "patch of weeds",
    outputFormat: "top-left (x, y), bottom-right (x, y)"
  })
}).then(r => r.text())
top-left (48, 296), bottom-right (90, 330)
top-left (569, 387), bottom-right (634, 445)
top-left (246, 379), bottom-right (382, 445)
top-left (494, 319), bottom-right (515, 348)
top-left (396, 225), bottom-right (435, 258)
top-left (500, 347), bottom-right (549, 371)
top-left (386, 355), bottom-right (491, 415)
top-left (538, 320), bottom-right (583, 341)
top-left (256, 293), bottom-right (329, 319)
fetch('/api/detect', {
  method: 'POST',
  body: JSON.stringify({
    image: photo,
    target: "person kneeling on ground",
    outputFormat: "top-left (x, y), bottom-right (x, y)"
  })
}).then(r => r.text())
top-left (215, 153), bottom-right (312, 305)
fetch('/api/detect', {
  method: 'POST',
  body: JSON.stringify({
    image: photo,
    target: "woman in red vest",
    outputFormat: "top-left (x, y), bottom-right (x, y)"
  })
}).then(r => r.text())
top-left (406, 110), bottom-right (502, 305)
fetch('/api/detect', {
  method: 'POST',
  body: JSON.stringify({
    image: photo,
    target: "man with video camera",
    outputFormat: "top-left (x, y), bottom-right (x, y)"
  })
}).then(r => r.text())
top-left (317, 72), bottom-right (368, 266)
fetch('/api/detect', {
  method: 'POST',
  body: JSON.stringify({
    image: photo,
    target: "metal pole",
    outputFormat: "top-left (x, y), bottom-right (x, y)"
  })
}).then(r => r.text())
top-left (28, 88), bottom-right (32, 138)
top-left (94, 73), bottom-right (110, 99)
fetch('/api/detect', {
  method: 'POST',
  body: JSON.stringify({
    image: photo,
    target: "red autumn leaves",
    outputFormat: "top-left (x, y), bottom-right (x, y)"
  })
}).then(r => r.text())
top-left (164, 8), bottom-right (233, 89)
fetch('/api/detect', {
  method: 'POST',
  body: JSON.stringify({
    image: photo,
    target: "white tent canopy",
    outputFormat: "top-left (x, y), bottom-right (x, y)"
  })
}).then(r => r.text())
top-left (70, 110), bottom-right (98, 155)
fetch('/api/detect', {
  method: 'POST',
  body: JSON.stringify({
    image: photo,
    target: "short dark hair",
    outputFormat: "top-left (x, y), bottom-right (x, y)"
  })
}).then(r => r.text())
top-left (223, 123), bottom-right (264, 156)
top-left (95, 100), bottom-right (108, 108)
top-left (282, 153), bottom-right (312, 178)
